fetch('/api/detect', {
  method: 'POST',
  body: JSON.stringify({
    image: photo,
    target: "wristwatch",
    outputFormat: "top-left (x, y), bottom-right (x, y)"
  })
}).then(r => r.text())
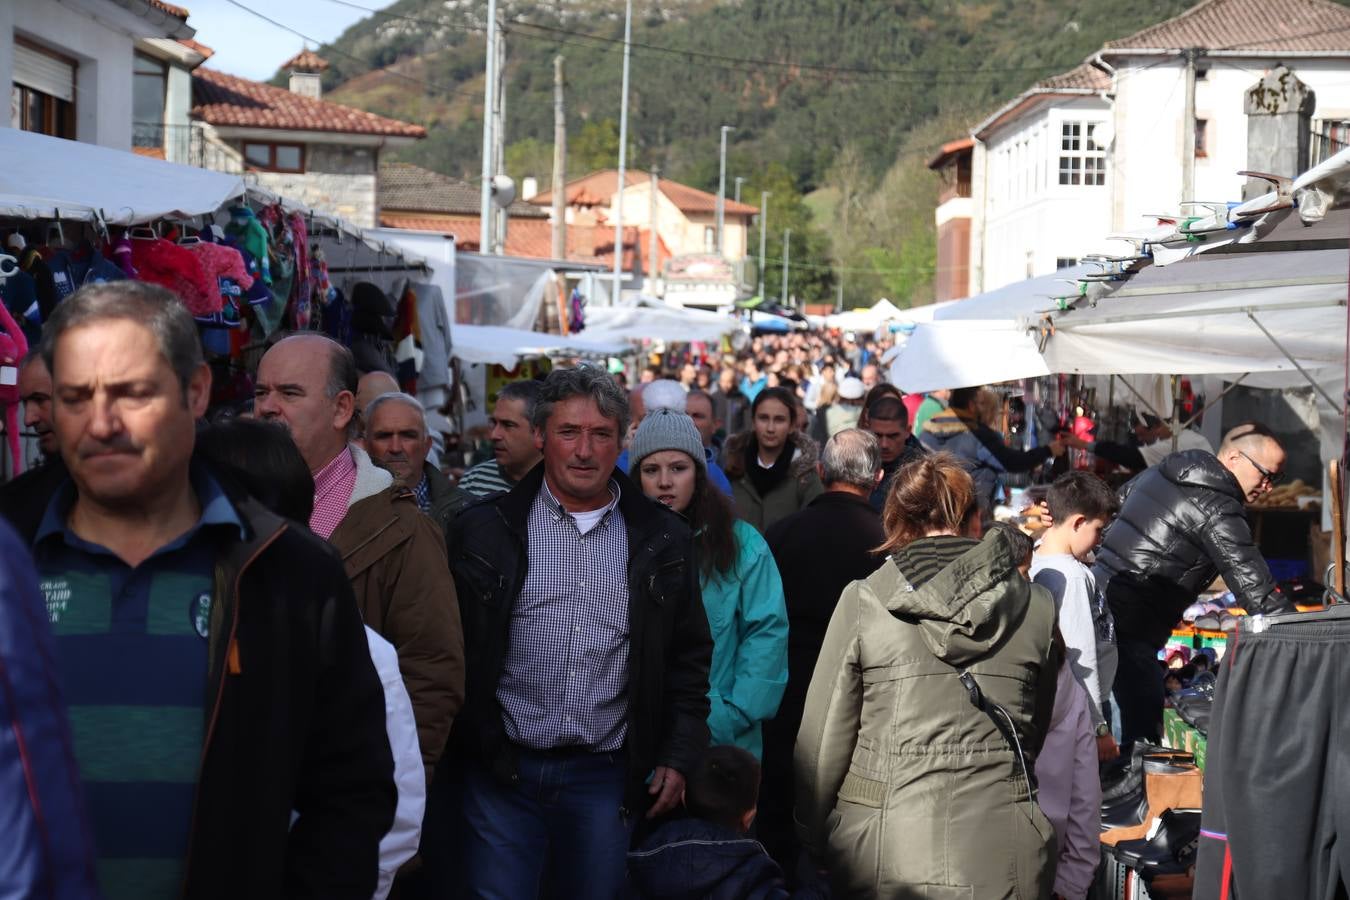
top-left (1095, 723), bottom-right (1111, 738)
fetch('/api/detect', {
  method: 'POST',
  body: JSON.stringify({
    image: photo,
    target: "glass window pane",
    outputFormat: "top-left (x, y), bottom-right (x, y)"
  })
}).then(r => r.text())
top-left (244, 143), bottom-right (271, 167)
top-left (275, 145), bottom-right (302, 171)
top-left (133, 73), bottom-right (165, 126)
top-left (25, 89), bottom-right (42, 134)
top-left (10, 86), bottom-right (21, 129)
top-left (134, 54), bottom-right (164, 76)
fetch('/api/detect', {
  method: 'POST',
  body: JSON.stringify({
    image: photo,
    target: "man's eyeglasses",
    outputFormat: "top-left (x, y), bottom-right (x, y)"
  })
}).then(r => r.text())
top-left (1239, 450), bottom-right (1282, 489)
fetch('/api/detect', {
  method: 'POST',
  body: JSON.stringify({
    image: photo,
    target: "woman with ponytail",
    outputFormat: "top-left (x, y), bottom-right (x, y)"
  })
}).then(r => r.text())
top-left (795, 452), bottom-right (1059, 898)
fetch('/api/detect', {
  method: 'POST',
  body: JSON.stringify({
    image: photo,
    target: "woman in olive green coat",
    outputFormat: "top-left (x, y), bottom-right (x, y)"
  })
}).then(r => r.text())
top-left (795, 453), bottom-right (1059, 899)
top-left (722, 386), bottom-right (824, 533)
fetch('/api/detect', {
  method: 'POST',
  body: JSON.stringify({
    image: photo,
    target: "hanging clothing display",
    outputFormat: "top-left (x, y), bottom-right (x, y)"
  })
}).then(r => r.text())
top-left (0, 296), bottom-right (29, 476)
top-left (128, 235), bottom-right (217, 318)
top-left (413, 282), bottom-right (451, 391)
top-left (1194, 606), bottom-right (1350, 900)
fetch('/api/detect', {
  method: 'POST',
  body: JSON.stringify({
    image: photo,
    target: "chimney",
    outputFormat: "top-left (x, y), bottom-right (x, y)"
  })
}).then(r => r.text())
top-left (522, 176), bottom-right (539, 200)
top-left (1243, 64), bottom-right (1315, 200)
top-left (283, 49), bottom-right (329, 100)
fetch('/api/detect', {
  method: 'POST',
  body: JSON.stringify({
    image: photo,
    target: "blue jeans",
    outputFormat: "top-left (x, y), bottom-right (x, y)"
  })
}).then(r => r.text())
top-left (461, 748), bottom-right (633, 900)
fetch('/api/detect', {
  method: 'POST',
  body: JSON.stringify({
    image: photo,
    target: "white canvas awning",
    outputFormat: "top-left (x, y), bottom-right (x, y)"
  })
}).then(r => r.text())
top-left (0, 129), bottom-right (247, 225)
top-left (584, 297), bottom-right (741, 345)
top-left (450, 324), bottom-right (631, 367)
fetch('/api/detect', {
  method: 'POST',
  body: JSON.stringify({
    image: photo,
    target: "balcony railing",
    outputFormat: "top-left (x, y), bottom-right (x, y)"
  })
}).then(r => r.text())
top-left (1310, 126), bottom-right (1349, 167)
top-left (132, 121), bottom-right (243, 173)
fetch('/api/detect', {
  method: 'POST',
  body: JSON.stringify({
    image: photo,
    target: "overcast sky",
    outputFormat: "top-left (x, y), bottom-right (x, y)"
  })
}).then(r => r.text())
top-left (181, 0), bottom-right (398, 80)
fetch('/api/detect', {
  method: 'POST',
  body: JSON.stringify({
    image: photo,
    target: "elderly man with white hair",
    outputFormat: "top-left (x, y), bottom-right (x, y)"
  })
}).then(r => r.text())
top-left (365, 391), bottom-right (474, 536)
top-left (620, 379), bottom-right (734, 497)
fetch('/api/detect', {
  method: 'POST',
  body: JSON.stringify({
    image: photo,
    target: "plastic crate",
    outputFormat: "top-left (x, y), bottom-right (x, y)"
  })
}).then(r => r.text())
top-left (1267, 557), bottom-right (1310, 581)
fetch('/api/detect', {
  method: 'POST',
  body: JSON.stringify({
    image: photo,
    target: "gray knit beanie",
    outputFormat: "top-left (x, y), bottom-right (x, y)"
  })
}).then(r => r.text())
top-left (628, 408), bottom-right (707, 475)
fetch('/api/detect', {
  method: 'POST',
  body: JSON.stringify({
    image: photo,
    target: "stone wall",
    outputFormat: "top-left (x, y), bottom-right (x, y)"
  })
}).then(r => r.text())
top-left (246, 143), bottom-right (378, 227)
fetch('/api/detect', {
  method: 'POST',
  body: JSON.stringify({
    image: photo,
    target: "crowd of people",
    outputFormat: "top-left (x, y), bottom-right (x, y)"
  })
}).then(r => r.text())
top-left (0, 280), bottom-right (1299, 899)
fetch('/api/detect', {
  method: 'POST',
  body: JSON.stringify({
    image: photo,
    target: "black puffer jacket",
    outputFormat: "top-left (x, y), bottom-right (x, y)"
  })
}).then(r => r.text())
top-left (1093, 449), bottom-right (1287, 648)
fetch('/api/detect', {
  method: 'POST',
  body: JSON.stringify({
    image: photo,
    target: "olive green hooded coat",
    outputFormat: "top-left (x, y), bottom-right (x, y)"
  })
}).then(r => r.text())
top-left (794, 529), bottom-right (1059, 899)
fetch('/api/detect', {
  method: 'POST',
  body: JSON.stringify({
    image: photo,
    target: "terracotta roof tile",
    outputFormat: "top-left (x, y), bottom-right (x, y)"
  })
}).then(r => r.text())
top-left (147, 0), bottom-right (189, 19)
top-left (282, 49), bottom-right (329, 72)
top-left (378, 212), bottom-right (643, 267)
top-left (530, 169), bottom-right (760, 216)
top-left (177, 38), bottom-right (214, 60)
top-left (380, 162), bottom-right (546, 217)
top-left (191, 68), bottom-right (426, 137)
top-left (1104, 0), bottom-right (1350, 53)
top-left (1033, 62), bottom-right (1111, 91)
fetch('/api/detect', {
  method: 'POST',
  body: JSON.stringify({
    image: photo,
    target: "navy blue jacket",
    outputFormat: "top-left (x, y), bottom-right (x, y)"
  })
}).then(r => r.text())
top-left (629, 818), bottom-right (791, 900)
top-left (0, 519), bottom-right (99, 898)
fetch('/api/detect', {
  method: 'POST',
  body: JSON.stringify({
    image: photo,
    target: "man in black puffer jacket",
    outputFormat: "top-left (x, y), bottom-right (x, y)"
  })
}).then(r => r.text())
top-left (1094, 422), bottom-right (1293, 750)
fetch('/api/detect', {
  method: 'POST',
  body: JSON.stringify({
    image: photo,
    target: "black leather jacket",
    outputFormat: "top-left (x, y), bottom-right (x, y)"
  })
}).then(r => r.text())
top-left (1093, 449), bottom-right (1286, 648)
top-left (445, 464), bottom-right (712, 814)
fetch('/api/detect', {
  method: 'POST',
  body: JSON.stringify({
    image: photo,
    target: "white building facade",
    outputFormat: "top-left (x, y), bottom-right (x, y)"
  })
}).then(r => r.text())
top-left (965, 0), bottom-right (1350, 295)
top-left (1, 0), bottom-right (192, 152)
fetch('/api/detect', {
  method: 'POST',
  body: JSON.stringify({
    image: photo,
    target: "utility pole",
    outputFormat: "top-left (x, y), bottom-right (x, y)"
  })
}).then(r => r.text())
top-left (734, 176), bottom-right (745, 204)
top-left (648, 166), bottom-right (660, 291)
top-left (478, 0), bottom-right (498, 254)
top-left (1182, 48), bottom-right (1199, 208)
top-left (716, 125), bottom-right (732, 254)
top-left (612, 0), bottom-right (633, 305)
top-left (757, 190), bottom-right (769, 298)
top-left (551, 54), bottom-right (566, 262)
top-left (493, 18), bottom-right (508, 254)
top-left (780, 228), bottom-right (791, 306)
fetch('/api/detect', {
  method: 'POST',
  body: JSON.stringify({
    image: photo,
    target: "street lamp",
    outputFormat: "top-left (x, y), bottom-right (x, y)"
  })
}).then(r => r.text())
top-left (612, 0), bottom-right (633, 304)
top-left (781, 228), bottom-right (791, 306)
top-left (757, 190), bottom-right (770, 298)
top-left (716, 125), bottom-right (732, 254)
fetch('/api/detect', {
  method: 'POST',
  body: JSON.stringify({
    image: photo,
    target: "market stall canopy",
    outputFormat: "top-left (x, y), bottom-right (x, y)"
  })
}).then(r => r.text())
top-left (450, 324), bottom-right (631, 367)
top-left (0, 129), bottom-right (247, 224)
top-left (932, 264), bottom-right (1096, 321)
top-left (825, 297), bottom-right (909, 330)
top-left (585, 297), bottom-right (740, 345)
top-left (1041, 247), bottom-right (1347, 381)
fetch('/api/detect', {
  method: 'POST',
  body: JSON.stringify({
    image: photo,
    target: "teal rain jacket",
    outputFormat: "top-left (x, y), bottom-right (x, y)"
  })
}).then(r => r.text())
top-left (701, 519), bottom-right (789, 758)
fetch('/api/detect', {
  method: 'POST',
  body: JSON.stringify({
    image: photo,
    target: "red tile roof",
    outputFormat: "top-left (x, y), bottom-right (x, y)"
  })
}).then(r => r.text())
top-left (927, 137), bottom-right (974, 170)
top-left (147, 0), bottom-right (189, 19)
top-left (282, 49), bottom-right (329, 72)
top-left (1033, 62), bottom-right (1111, 91)
top-left (379, 213), bottom-right (649, 269)
top-left (1104, 0), bottom-right (1350, 53)
top-left (177, 38), bottom-right (214, 60)
top-left (530, 170), bottom-right (760, 216)
top-left (380, 162), bottom-right (546, 218)
top-left (192, 68), bottom-right (426, 137)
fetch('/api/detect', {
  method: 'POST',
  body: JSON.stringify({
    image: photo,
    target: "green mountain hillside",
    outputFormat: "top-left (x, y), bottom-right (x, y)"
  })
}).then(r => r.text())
top-left (302, 0), bottom-right (1204, 305)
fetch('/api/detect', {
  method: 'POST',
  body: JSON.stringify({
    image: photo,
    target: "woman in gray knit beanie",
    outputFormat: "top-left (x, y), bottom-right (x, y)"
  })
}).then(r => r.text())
top-left (628, 408), bottom-right (788, 760)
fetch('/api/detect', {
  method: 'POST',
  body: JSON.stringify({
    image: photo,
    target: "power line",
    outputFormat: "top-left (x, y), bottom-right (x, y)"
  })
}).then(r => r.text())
top-left (316, 0), bottom-right (1077, 83)
top-left (220, 0), bottom-right (483, 102)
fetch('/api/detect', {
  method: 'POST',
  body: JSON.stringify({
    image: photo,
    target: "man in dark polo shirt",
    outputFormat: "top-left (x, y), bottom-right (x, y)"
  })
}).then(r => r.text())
top-left (24, 281), bottom-right (395, 900)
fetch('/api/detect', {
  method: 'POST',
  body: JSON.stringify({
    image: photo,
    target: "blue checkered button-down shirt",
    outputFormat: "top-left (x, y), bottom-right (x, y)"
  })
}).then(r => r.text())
top-left (497, 478), bottom-right (631, 751)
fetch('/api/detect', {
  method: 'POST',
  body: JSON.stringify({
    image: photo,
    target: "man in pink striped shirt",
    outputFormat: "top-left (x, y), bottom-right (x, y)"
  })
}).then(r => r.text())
top-left (255, 334), bottom-right (464, 787)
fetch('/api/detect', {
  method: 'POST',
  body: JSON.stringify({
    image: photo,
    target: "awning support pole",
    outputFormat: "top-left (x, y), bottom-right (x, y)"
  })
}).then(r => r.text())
top-left (1247, 311), bottom-right (1346, 415)
top-left (1181, 373), bottom-right (1249, 431)
top-left (1111, 374), bottom-right (1166, 421)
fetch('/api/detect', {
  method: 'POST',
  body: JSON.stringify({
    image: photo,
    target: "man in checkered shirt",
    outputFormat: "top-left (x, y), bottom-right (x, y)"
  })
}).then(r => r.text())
top-left (437, 365), bottom-right (713, 899)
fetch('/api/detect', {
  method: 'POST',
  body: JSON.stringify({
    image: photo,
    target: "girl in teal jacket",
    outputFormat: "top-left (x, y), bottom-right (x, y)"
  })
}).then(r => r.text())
top-left (630, 409), bottom-right (789, 758)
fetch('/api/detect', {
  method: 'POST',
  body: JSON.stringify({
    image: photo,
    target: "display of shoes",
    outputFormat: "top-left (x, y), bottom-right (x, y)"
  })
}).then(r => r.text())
top-left (1193, 612), bottom-right (1222, 631)
top-left (1112, 808), bottom-right (1202, 874)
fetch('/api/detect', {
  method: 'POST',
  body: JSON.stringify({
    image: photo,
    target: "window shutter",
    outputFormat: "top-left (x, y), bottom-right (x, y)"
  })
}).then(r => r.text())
top-left (14, 44), bottom-right (75, 103)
